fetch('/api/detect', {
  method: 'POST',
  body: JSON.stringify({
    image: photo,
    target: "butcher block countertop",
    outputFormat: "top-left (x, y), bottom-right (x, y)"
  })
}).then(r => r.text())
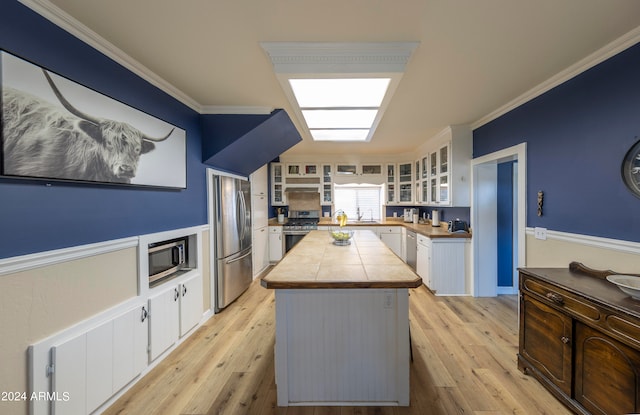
top-left (261, 229), bottom-right (422, 290)
top-left (268, 217), bottom-right (471, 239)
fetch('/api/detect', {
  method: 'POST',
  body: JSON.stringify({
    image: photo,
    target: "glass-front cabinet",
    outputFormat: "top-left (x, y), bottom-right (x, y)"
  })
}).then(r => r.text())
top-left (271, 163), bottom-right (286, 206)
top-left (286, 163), bottom-right (319, 176)
top-left (386, 164), bottom-right (396, 204)
top-left (398, 162), bottom-right (413, 203)
top-left (437, 144), bottom-right (450, 204)
top-left (336, 164), bottom-right (357, 175)
top-left (322, 164), bottom-right (332, 205)
top-left (424, 144), bottom-right (450, 205)
top-left (361, 164), bottom-right (383, 175)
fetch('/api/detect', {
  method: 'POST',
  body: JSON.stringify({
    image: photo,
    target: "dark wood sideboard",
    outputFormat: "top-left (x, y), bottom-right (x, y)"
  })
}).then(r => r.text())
top-left (518, 263), bottom-right (640, 415)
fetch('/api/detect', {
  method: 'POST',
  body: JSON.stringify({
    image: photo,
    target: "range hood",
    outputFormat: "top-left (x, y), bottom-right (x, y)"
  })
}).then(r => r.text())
top-left (201, 109), bottom-right (302, 177)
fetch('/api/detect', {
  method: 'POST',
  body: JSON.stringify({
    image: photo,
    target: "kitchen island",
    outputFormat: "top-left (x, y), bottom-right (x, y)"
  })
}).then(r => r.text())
top-left (261, 230), bottom-right (422, 407)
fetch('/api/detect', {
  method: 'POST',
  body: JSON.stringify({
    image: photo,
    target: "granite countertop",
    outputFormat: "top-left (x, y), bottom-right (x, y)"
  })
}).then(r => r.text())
top-left (268, 217), bottom-right (471, 239)
top-left (261, 230), bottom-right (423, 289)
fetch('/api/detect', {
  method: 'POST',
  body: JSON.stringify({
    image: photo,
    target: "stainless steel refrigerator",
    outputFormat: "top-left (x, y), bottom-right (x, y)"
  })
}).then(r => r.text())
top-left (213, 175), bottom-right (252, 312)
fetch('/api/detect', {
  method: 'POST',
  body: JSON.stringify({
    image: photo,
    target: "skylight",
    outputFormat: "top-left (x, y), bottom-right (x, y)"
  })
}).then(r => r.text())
top-left (260, 42), bottom-right (419, 144)
top-left (291, 78), bottom-right (390, 142)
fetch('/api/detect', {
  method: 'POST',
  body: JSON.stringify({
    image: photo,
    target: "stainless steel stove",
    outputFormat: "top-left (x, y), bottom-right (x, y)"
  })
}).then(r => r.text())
top-left (283, 210), bottom-right (320, 251)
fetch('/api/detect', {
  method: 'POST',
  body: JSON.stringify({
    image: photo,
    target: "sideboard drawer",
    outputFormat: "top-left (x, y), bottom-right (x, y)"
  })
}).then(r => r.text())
top-left (521, 275), bottom-right (601, 322)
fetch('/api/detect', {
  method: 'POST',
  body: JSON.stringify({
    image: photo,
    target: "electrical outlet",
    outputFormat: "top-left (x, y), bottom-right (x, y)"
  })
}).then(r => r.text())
top-left (383, 291), bottom-right (394, 309)
top-left (534, 227), bottom-right (547, 240)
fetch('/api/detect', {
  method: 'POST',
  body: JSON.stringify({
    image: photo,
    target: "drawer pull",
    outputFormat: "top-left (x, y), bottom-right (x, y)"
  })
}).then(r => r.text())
top-left (546, 292), bottom-right (564, 305)
top-left (561, 336), bottom-right (571, 344)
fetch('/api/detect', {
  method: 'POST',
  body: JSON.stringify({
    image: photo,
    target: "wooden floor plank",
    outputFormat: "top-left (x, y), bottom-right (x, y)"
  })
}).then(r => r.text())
top-left (104, 280), bottom-right (572, 415)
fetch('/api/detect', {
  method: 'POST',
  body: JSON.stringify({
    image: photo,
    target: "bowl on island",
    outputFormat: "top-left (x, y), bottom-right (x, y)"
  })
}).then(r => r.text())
top-left (329, 228), bottom-right (354, 246)
top-left (606, 275), bottom-right (640, 300)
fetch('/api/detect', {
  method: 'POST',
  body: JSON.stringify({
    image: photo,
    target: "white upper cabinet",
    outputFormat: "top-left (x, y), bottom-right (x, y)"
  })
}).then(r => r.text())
top-left (270, 163), bottom-right (286, 206)
top-left (397, 162), bottom-right (413, 203)
top-left (321, 164), bottom-right (333, 205)
top-left (418, 125), bottom-right (471, 207)
top-left (250, 164), bottom-right (268, 196)
top-left (287, 163), bottom-right (319, 176)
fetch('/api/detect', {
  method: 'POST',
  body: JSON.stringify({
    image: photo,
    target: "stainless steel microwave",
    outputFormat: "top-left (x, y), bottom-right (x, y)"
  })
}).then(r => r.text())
top-left (148, 237), bottom-right (187, 285)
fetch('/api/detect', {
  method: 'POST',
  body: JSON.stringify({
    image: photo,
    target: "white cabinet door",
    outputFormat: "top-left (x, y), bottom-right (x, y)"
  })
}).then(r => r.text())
top-left (149, 284), bottom-right (180, 362)
top-left (113, 305), bottom-right (148, 393)
top-left (252, 194), bottom-right (268, 229)
top-left (252, 165), bottom-right (269, 229)
top-left (52, 334), bottom-right (86, 415)
top-left (250, 164), bottom-right (268, 196)
top-left (416, 236), bottom-right (431, 287)
top-left (269, 226), bottom-right (284, 262)
top-left (379, 229), bottom-right (402, 258)
top-left (431, 240), bottom-right (466, 295)
top-left (253, 226), bottom-right (269, 277)
top-left (270, 163), bottom-right (286, 205)
top-left (86, 321), bottom-right (113, 413)
top-left (51, 303), bottom-right (149, 415)
top-left (180, 274), bottom-right (203, 337)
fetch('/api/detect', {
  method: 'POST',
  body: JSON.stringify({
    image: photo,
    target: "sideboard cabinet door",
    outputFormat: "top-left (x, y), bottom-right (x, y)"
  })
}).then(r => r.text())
top-left (575, 322), bottom-right (640, 415)
top-left (519, 294), bottom-right (573, 396)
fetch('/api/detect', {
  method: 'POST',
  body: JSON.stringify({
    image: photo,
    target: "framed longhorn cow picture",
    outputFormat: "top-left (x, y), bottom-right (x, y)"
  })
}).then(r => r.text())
top-left (0, 50), bottom-right (187, 189)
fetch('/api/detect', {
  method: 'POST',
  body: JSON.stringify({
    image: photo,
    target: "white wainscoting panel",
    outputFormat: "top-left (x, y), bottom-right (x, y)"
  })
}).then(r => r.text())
top-left (275, 288), bottom-right (410, 406)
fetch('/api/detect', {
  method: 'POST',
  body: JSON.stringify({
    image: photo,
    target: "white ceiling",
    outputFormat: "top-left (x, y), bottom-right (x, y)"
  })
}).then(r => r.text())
top-left (40, 0), bottom-right (640, 157)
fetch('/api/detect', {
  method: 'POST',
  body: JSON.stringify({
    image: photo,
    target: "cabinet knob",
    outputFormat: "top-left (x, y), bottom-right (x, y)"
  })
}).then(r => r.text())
top-left (174, 287), bottom-right (180, 301)
top-left (545, 292), bottom-right (564, 305)
top-left (182, 285), bottom-right (187, 297)
top-left (561, 336), bottom-right (571, 344)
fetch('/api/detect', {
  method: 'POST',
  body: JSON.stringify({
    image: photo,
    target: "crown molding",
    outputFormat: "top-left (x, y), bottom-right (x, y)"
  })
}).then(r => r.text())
top-left (18, 0), bottom-right (203, 112)
top-left (472, 25), bottom-right (640, 130)
top-left (260, 42), bottom-right (419, 73)
top-left (200, 106), bottom-right (274, 115)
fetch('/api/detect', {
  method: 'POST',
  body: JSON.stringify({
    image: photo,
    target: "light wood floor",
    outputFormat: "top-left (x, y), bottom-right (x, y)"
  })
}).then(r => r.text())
top-left (103, 279), bottom-right (571, 415)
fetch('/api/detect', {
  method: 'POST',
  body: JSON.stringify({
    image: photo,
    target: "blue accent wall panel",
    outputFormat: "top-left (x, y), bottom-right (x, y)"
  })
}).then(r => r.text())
top-left (0, 1), bottom-right (207, 258)
top-left (201, 109), bottom-right (302, 177)
top-left (497, 162), bottom-right (514, 286)
top-left (474, 42), bottom-right (640, 243)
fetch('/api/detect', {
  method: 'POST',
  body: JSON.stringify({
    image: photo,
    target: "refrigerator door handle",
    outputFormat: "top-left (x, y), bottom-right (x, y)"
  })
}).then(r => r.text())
top-left (238, 190), bottom-right (247, 242)
top-left (225, 249), bottom-right (252, 265)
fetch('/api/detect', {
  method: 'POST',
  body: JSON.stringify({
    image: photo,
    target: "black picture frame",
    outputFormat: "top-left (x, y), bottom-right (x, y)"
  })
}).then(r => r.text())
top-left (1, 50), bottom-right (187, 189)
top-left (622, 138), bottom-right (640, 199)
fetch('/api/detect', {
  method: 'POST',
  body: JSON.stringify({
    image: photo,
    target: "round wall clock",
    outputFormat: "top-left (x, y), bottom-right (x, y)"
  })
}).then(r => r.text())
top-left (622, 138), bottom-right (640, 199)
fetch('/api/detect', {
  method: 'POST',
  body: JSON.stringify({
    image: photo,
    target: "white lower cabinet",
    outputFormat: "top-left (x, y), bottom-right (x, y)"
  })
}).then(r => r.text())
top-left (149, 284), bottom-right (180, 362)
top-left (149, 273), bottom-right (202, 362)
top-left (253, 225), bottom-right (269, 276)
top-left (416, 235), bottom-right (431, 286)
top-left (378, 226), bottom-right (403, 258)
top-left (51, 304), bottom-right (148, 415)
top-left (179, 273), bottom-right (204, 337)
top-left (417, 235), bottom-right (467, 295)
top-left (269, 226), bottom-right (284, 262)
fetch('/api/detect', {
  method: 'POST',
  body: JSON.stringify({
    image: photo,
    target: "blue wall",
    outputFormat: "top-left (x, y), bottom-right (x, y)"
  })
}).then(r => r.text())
top-left (497, 162), bottom-right (514, 286)
top-left (0, 1), bottom-right (208, 258)
top-left (474, 42), bottom-right (640, 243)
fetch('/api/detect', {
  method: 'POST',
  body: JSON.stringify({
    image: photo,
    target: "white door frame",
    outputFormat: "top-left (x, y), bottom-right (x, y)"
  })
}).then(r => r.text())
top-left (470, 143), bottom-right (527, 297)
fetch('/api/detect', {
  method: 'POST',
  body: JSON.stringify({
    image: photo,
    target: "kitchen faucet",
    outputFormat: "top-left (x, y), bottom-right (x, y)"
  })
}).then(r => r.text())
top-left (357, 207), bottom-right (363, 221)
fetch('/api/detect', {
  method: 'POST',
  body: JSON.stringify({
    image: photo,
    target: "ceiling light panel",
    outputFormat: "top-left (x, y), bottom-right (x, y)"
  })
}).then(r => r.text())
top-left (290, 78), bottom-right (390, 108)
top-left (310, 129), bottom-right (370, 141)
top-left (261, 42), bottom-right (418, 143)
top-left (301, 109), bottom-right (378, 129)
